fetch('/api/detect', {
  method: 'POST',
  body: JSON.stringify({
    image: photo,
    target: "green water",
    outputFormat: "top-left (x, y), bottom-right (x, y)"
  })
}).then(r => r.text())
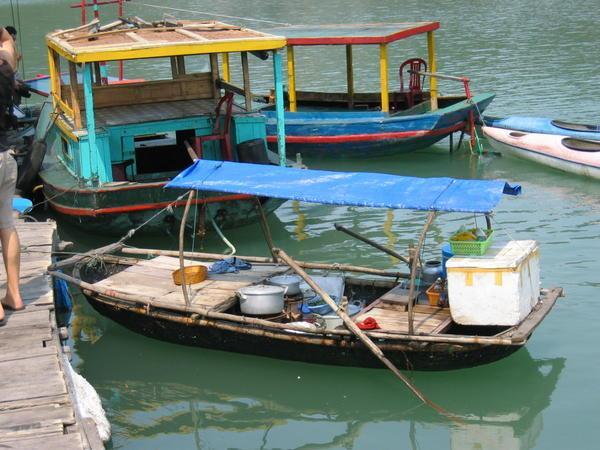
top-left (4, 0), bottom-right (600, 448)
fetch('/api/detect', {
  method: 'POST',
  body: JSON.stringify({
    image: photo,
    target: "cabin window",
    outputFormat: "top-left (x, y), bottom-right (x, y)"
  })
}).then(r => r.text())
top-left (60, 136), bottom-right (72, 161)
top-left (133, 129), bottom-right (196, 177)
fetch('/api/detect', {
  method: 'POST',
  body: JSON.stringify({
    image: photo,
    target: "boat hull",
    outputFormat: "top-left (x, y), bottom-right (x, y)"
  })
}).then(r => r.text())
top-left (264, 93), bottom-right (495, 156)
top-left (483, 126), bottom-right (600, 179)
top-left (483, 116), bottom-right (600, 140)
top-left (39, 162), bottom-right (283, 236)
top-left (84, 293), bottom-right (521, 372)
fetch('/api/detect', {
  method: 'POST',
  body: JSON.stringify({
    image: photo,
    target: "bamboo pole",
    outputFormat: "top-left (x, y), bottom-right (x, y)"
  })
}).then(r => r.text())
top-left (48, 241), bottom-right (126, 271)
top-left (334, 223), bottom-right (409, 265)
top-left (179, 191), bottom-right (195, 307)
top-left (254, 198), bottom-right (278, 263)
top-left (121, 247), bottom-right (410, 279)
top-left (241, 52), bottom-right (252, 111)
top-left (274, 248), bottom-right (455, 419)
top-left (407, 211), bottom-right (436, 335)
top-left (346, 45), bottom-right (354, 109)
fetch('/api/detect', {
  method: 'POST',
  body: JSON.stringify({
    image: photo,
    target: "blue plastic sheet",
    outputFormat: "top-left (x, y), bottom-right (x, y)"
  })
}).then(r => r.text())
top-left (166, 160), bottom-right (520, 213)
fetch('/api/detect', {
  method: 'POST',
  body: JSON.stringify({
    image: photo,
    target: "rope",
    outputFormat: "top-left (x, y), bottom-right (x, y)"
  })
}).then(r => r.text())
top-left (210, 214), bottom-right (236, 255)
top-left (133, 2), bottom-right (292, 26)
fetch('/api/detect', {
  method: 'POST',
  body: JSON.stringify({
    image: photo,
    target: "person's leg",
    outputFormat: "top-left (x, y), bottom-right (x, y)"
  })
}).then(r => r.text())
top-left (0, 225), bottom-right (21, 309)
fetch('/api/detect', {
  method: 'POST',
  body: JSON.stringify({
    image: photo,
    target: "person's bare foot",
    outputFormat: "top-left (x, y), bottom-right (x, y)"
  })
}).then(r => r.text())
top-left (1, 294), bottom-right (24, 311)
top-left (0, 303), bottom-right (4, 323)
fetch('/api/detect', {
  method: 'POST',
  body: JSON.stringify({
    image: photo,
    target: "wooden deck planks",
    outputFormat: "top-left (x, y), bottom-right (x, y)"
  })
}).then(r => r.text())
top-left (354, 302), bottom-right (451, 334)
top-left (0, 220), bottom-right (95, 449)
top-left (93, 255), bottom-right (288, 312)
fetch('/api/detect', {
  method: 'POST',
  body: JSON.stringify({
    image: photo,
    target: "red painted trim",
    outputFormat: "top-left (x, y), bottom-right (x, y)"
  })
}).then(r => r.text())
top-left (47, 194), bottom-right (254, 217)
top-left (266, 122), bottom-right (465, 144)
top-left (286, 22), bottom-right (439, 46)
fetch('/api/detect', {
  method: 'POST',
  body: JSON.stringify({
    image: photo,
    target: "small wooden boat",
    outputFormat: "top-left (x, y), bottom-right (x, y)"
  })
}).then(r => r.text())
top-left (483, 126), bottom-right (600, 179)
top-left (36, 18), bottom-right (291, 235)
top-left (483, 116), bottom-right (600, 140)
top-left (260, 22), bottom-right (494, 155)
top-left (52, 161), bottom-right (563, 373)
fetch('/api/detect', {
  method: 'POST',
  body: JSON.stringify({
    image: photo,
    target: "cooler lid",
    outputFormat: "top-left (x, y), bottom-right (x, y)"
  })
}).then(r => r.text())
top-left (446, 240), bottom-right (538, 270)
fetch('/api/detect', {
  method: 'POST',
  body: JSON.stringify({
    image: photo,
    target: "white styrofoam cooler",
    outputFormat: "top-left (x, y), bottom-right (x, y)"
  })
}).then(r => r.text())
top-left (446, 240), bottom-right (540, 326)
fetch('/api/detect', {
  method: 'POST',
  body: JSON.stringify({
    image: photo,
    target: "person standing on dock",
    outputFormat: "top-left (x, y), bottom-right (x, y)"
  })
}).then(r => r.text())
top-left (0, 26), bottom-right (23, 325)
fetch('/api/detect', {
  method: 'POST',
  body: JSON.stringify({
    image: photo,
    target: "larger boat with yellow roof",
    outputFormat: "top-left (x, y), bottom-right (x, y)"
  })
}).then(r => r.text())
top-left (35, 18), bottom-right (289, 235)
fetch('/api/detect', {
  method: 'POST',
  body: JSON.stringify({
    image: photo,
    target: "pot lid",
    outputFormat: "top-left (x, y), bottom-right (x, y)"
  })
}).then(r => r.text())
top-left (269, 274), bottom-right (301, 284)
top-left (239, 284), bottom-right (285, 295)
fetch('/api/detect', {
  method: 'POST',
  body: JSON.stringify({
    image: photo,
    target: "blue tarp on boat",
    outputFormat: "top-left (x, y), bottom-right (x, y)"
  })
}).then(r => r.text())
top-left (165, 160), bottom-right (520, 213)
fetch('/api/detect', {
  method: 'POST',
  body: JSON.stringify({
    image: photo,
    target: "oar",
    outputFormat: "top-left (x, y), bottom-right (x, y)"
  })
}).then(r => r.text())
top-left (274, 248), bottom-right (458, 421)
top-left (334, 223), bottom-right (410, 265)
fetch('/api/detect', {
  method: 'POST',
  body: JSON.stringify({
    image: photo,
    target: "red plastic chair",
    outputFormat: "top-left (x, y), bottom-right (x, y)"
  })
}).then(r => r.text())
top-left (399, 58), bottom-right (428, 108)
top-left (194, 92), bottom-right (235, 160)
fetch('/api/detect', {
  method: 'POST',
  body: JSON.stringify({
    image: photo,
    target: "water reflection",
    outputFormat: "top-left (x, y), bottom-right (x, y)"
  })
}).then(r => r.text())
top-left (75, 316), bottom-right (564, 450)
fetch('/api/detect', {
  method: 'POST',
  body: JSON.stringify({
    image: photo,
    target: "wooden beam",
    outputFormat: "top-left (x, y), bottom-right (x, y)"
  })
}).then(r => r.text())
top-left (68, 62), bottom-right (82, 129)
top-left (176, 56), bottom-right (186, 75)
top-left (379, 43), bottom-right (389, 113)
top-left (346, 45), bottom-right (354, 109)
top-left (241, 52), bottom-right (252, 111)
top-left (47, 49), bottom-right (61, 105)
top-left (427, 31), bottom-right (438, 111)
top-left (286, 46), bottom-right (297, 112)
top-left (93, 62), bottom-right (102, 86)
top-left (209, 53), bottom-right (220, 98)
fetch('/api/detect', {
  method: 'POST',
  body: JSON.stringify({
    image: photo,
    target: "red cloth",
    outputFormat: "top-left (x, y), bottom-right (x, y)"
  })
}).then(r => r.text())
top-left (356, 317), bottom-right (380, 330)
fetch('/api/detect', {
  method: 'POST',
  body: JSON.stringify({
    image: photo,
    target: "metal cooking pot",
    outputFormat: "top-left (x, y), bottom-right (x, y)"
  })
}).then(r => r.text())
top-left (267, 274), bottom-right (302, 296)
top-left (237, 284), bottom-right (287, 315)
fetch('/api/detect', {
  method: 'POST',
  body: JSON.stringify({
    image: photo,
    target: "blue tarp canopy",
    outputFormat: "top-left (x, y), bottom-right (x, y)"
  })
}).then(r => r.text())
top-left (166, 160), bottom-right (520, 214)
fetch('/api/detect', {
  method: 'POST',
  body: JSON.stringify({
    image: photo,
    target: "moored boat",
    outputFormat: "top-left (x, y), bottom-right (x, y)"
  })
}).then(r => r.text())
top-left (483, 126), bottom-right (600, 179)
top-left (483, 116), bottom-right (600, 140)
top-left (51, 160), bottom-right (563, 373)
top-left (37, 18), bottom-right (290, 235)
top-left (260, 22), bottom-right (495, 155)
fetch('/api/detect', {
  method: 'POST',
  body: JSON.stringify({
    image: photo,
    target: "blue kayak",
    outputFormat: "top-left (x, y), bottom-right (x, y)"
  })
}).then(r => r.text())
top-left (483, 116), bottom-right (600, 140)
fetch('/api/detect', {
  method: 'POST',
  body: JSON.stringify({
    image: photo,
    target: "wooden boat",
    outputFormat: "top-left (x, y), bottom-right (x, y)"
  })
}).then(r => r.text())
top-left (259, 23), bottom-right (495, 155)
top-left (483, 126), bottom-right (600, 179)
top-left (484, 115), bottom-right (600, 140)
top-left (36, 18), bottom-right (290, 235)
top-left (51, 161), bottom-right (563, 373)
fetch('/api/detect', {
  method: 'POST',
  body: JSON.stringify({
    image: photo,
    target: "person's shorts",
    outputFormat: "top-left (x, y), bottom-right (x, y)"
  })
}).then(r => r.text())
top-left (0, 151), bottom-right (17, 229)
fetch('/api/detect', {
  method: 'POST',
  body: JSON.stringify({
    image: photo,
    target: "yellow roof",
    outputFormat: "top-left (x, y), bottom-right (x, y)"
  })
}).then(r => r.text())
top-left (46, 20), bottom-right (286, 63)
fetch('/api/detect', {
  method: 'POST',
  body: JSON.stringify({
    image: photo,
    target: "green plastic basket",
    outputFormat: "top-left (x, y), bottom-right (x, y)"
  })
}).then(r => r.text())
top-left (449, 230), bottom-right (494, 256)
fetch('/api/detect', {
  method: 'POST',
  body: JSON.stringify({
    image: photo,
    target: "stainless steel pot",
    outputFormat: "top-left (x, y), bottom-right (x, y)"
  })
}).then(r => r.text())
top-left (237, 284), bottom-right (287, 315)
top-left (267, 274), bottom-right (302, 296)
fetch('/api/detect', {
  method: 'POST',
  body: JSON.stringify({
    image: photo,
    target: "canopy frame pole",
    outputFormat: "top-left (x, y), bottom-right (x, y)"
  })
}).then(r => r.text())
top-left (346, 45), bottom-right (354, 109)
top-left (82, 63), bottom-right (99, 181)
top-left (379, 43), bottom-right (389, 113)
top-left (274, 248), bottom-right (455, 420)
top-left (241, 52), bottom-right (252, 111)
top-left (407, 211), bottom-right (437, 335)
top-left (221, 53), bottom-right (231, 82)
top-left (179, 190), bottom-right (195, 307)
top-left (427, 31), bottom-right (438, 111)
top-left (254, 197), bottom-right (278, 263)
top-left (273, 49), bottom-right (287, 166)
top-left (286, 46), bottom-right (297, 112)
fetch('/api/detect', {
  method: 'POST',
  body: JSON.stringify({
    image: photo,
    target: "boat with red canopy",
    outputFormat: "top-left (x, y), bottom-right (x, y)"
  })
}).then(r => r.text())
top-left (259, 22), bottom-right (494, 155)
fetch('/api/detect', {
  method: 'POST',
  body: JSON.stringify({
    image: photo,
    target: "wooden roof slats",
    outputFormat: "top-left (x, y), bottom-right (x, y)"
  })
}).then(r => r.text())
top-left (46, 20), bottom-right (286, 63)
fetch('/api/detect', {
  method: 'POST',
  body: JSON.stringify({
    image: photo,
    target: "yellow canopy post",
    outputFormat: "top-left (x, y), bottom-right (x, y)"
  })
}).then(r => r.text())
top-left (287, 46), bottom-right (297, 112)
top-left (379, 43), bottom-right (389, 113)
top-left (221, 53), bottom-right (230, 82)
top-left (427, 30), bottom-right (438, 111)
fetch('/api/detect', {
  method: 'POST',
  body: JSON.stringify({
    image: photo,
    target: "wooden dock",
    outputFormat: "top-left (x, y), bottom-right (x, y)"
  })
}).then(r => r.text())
top-left (0, 220), bottom-right (102, 449)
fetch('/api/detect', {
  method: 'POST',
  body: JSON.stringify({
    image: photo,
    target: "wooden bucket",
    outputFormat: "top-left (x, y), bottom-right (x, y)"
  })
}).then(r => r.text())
top-left (172, 266), bottom-right (207, 285)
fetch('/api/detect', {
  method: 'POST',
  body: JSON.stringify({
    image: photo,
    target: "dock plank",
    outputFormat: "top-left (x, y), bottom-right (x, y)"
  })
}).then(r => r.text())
top-left (0, 220), bottom-right (96, 449)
